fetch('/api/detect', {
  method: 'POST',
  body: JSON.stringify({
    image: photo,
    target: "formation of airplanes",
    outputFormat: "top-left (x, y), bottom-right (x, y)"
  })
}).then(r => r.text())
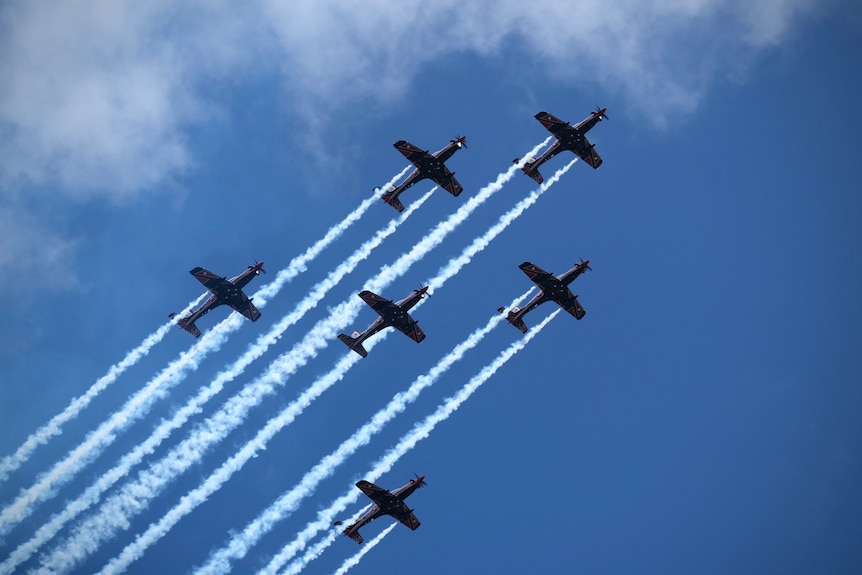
top-left (169, 106), bottom-right (606, 544)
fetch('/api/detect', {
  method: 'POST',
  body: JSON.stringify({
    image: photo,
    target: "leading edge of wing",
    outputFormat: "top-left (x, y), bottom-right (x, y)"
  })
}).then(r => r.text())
top-left (518, 262), bottom-right (553, 282)
top-left (534, 111), bottom-right (568, 133)
top-left (358, 290), bottom-right (390, 310)
top-left (393, 140), bottom-right (429, 163)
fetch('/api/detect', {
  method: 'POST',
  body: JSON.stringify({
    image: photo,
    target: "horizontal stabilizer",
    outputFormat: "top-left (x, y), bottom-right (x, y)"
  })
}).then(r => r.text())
top-left (176, 317), bottom-right (202, 338)
top-left (381, 189), bottom-right (404, 212)
top-left (338, 333), bottom-right (368, 358)
top-left (506, 311), bottom-right (528, 334)
top-left (521, 161), bottom-right (544, 184)
top-left (344, 529), bottom-right (364, 544)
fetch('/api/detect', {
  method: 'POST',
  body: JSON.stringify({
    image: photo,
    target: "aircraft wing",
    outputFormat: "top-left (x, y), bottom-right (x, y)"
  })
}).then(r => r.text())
top-left (535, 111), bottom-right (569, 136)
top-left (396, 320), bottom-right (426, 343)
top-left (431, 169), bottom-right (463, 197)
top-left (393, 140), bottom-right (432, 167)
top-left (575, 137), bottom-right (603, 169)
top-left (230, 294), bottom-right (261, 322)
top-left (190, 267), bottom-right (228, 291)
top-left (518, 262), bottom-right (555, 287)
top-left (556, 290), bottom-right (586, 320)
top-left (358, 290), bottom-right (393, 315)
top-left (395, 507), bottom-right (421, 531)
top-left (356, 480), bottom-right (391, 503)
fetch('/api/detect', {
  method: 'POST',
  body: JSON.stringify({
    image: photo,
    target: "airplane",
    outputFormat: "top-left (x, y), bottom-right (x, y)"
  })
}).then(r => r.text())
top-left (376, 136), bottom-right (467, 212)
top-left (169, 262), bottom-right (266, 337)
top-left (337, 286), bottom-right (429, 357)
top-left (335, 475), bottom-right (427, 544)
top-left (498, 259), bottom-right (591, 333)
top-left (514, 107), bottom-right (607, 183)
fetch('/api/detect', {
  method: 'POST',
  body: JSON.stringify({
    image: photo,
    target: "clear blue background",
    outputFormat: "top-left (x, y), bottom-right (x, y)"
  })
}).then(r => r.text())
top-left (1, 2), bottom-right (860, 574)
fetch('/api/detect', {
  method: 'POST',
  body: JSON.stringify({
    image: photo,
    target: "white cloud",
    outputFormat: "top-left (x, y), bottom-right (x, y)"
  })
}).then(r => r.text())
top-left (0, 0), bottom-right (817, 195)
top-left (0, 0), bottom-right (817, 284)
top-left (0, 204), bottom-right (81, 291)
top-left (261, 0), bottom-right (817, 118)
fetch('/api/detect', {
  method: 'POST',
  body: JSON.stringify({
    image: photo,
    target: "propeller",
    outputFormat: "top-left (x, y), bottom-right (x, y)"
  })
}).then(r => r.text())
top-left (414, 473), bottom-right (428, 487)
top-left (255, 260), bottom-right (267, 274)
top-left (596, 105), bottom-right (609, 120)
top-left (453, 135), bottom-right (468, 149)
top-left (579, 258), bottom-right (592, 272)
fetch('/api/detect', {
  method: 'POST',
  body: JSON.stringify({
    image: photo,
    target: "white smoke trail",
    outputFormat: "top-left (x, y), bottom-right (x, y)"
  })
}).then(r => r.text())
top-left (1, 185), bottom-right (428, 575)
top-left (187, 289), bottom-right (533, 575)
top-left (269, 310), bottom-right (561, 575)
top-left (0, 176), bottom-right (404, 542)
top-left (88, 191), bottom-right (444, 575)
top-left (30, 141), bottom-right (546, 574)
top-left (424, 159), bottom-right (577, 290)
top-left (0, 294), bottom-right (204, 484)
top-left (332, 522), bottom-right (397, 575)
top-left (253, 167), bottom-right (410, 304)
top-left (0, 318), bottom-right (237, 540)
top-left (0, 171), bottom-right (410, 491)
top-left (281, 531), bottom-right (336, 575)
top-left (132, 150), bottom-right (568, 575)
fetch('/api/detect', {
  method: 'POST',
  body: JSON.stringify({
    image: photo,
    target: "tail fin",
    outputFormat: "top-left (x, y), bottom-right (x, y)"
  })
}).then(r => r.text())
top-left (521, 160), bottom-right (544, 184)
top-left (338, 333), bottom-right (368, 358)
top-left (381, 189), bottom-right (404, 212)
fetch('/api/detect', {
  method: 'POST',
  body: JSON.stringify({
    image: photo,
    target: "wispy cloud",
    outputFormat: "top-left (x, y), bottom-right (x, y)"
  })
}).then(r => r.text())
top-left (0, 0), bottom-right (813, 195)
top-left (0, 0), bottom-right (815, 286)
top-left (0, 0), bottom-right (260, 196)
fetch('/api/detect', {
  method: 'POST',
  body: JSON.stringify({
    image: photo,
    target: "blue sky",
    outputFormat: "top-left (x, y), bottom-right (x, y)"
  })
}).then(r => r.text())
top-left (1, 1), bottom-right (860, 574)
